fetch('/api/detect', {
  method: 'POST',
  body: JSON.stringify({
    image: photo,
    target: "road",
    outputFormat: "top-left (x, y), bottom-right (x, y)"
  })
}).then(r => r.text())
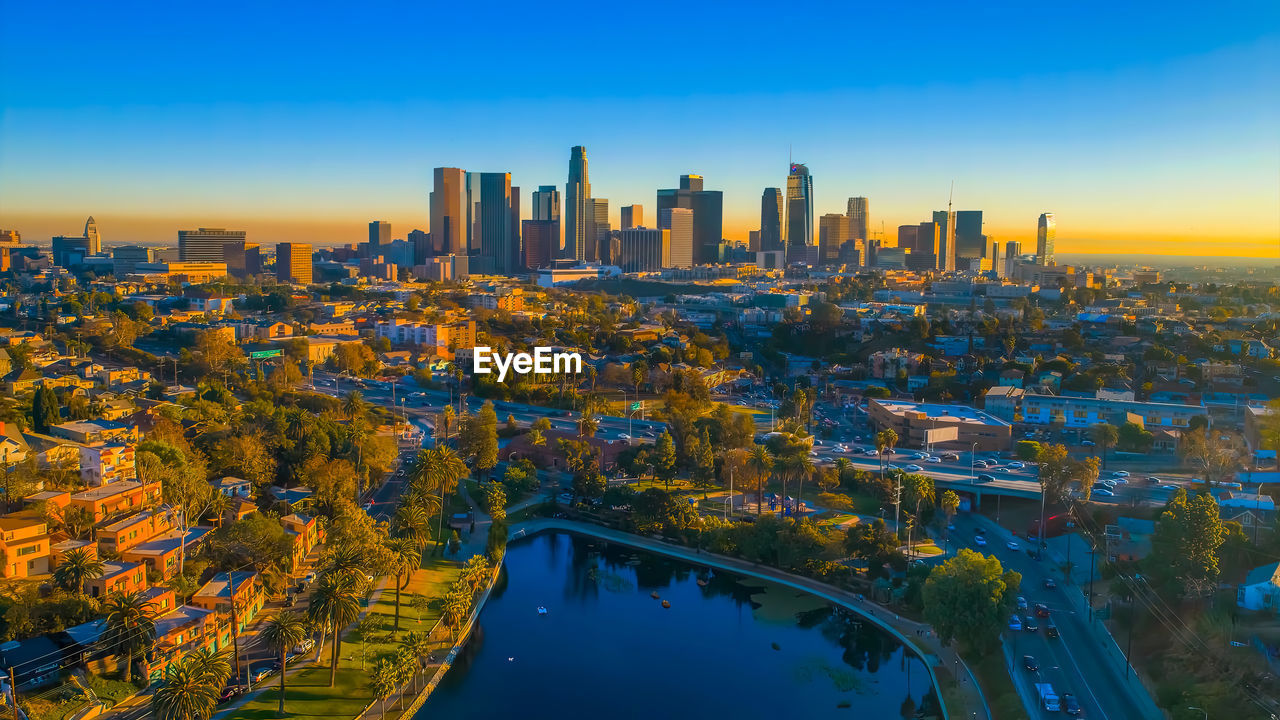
top-left (950, 512), bottom-right (1160, 720)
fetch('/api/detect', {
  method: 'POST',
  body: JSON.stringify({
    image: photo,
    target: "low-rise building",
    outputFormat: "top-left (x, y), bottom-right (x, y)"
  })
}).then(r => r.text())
top-left (122, 527), bottom-right (212, 580)
top-left (49, 419), bottom-right (139, 445)
top-left (97, 509), bottom-right (173, 557)
top-left (866, 398), bottom-right (1013, 452)
top-left (192, 572), bottom-right (265, 633)
top-left (69, 480), bottom-right (162, 522)
top-left (79, 442), bottom-right (136, 486)
top-left (0, 512), bottom-right (51, 578)
top-left (84, 561), bottom-right (147, 598)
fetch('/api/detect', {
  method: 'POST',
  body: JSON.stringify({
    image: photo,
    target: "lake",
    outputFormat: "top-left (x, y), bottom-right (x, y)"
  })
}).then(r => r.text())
top-left (420, 531), bottom-right (939, 719)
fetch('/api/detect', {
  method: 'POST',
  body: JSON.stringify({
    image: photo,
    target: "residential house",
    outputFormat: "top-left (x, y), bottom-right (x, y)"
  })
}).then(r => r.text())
top-left (49, 419), bottom-right (139, 445)
top-left (97, 509), bottom-right (173, 557)
top-left (69, 480), bottom-right (162, 522)
top-left (79, 443), bottom-right (137, 486)
top-left (1219, 492), bottom-right (1276, 537)
top-left (191, 572), bottom-right (265, 633)
top-left (210, 476), bottom-right (252, 499)
top-left (84, 560), bottom-right (147, 598)
top-left (122, 527), bottom-right (212, 580)
top-left (0, 512), bottom-right (51, 578)
top-left (1238, 562), bottom-right (1280, 612)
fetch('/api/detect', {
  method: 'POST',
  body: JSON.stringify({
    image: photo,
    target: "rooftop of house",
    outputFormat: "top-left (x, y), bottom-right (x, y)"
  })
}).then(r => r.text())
top-left (125, 527), bottom-right (211, 556)
top-left (193, 571), bottom-right (258, 600)
top-left (1244, 562), bottom-right (1280, 588)
top-left (71, 480), bottom-right (147, 503)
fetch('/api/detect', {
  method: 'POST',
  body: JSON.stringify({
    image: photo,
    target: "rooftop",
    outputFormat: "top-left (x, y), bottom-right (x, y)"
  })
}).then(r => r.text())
top-left (871, 399), bottom-right (1012, 427)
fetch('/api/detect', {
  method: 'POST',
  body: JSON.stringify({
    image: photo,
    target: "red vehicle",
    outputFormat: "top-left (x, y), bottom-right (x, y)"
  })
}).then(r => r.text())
top-left (1028, 514), bottom-right (1069, 540)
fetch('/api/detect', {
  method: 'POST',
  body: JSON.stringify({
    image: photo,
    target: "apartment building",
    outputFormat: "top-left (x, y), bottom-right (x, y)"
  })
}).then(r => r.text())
top-left (69, 480), bottom-right (162, 522)
top-left (79, 443), bottom-right (137, 486)
top-left (0, 512), bottom-right (51, 578)
top-left (983, 386), bottom-right (1207, 429)
top-left (84, 561), bottom-right (147, 598)
top-left (192, 572), bottom-right (265, 633)
top-left (97, 509), bottom-right (173, 557)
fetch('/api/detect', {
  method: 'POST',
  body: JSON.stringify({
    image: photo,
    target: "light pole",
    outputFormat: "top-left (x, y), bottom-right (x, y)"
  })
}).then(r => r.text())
top-left (970, 442), bottom-right (978, 484)
top-left (1188, 706), bottom-right (1207, 720)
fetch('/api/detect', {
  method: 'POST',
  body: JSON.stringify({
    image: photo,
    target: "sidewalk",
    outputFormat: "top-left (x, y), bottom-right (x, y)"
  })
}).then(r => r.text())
top-left (510, 517), bottom-right (990, 720)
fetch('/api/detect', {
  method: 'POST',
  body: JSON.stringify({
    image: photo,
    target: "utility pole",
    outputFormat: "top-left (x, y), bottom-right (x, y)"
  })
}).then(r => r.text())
top-left (9, 666), bottom-right (19, 720)
top-left (228, 571), bottom-right (242, 688)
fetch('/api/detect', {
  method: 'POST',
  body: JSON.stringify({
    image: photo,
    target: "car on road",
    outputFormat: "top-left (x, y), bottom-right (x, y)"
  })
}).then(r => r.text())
top-left (973, 459), bottom-right (990, 468)
top-left (1016, 596), bottom-right (1028, 611)
top-left (1006, 540), bottom-right (1019, 551)
top-left (974, 535), bottom-right (987, 547)
top-left (1081, 439), bottom-right (1095, 447)
top-left (1062, 693), bottom-right (1081, 715)
top-left (618, 434), bottom-right (631, 440)
top-left (1046, 617), bottom-right (1059, 638)
top-left (1034, 602), bottom-right (1050, 617)
top-left (1023, 616), bottom-right (1039, 632)
top-left (1160, 484), bottom-right (1178, 490)
top-left (1043, 577), bottom-right (1057, 589)
top-left (977, 474), bottom-right (996, 483)
top-left (1146, 476), bottom-right (1162, 483)
top-left (925, 456), bottom-right (941, 463)
top-left (904, 464), bottom-right (923, 472)
top-left (362, 501), bottom-right (374, 513)
top-left (941, 453), bottom-right (960, 461)
top-left (1008, 615), bottom-right (1022, 631)
top-left (1008, 461), bottom-right (1026, 469)
top-left (1111, 470), bottom-right (1130, 478)
top-left (293, 638), bottom-right (315, 655)
top-left (1023, 655), bottom-right (1039, 671)
top-left (251, 666), bottom-right (274, 684)
top-left (1094, 488), bottom-right (1115, 497)
top-left (219, 686), bottom-right (242, 703)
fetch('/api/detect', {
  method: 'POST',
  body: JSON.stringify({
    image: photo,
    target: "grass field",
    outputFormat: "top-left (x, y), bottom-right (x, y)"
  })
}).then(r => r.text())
top-left (232, 556), bottom-right (460, 720)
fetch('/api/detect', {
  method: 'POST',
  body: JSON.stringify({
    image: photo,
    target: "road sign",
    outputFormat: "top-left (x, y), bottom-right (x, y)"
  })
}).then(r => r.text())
top-left (630, 401), bottom-right (642, 411)
top-left (249, 349), bottom-right (282, 359)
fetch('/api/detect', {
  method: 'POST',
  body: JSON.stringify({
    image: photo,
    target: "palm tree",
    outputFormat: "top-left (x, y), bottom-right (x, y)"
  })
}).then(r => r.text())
top-left (53, 547), bottom-right (103, 594)
top-left (307, 571), bottom-right (362, 688)
top-left (260, 613), bottom-right (308, 717)
top-left (385, 537), bottom-right (420, 630)
top-left (577, 414), bottom-right (598, 439)
top-left (185, 646), bottom-right (232, 690)
top-left (342, 390), bottom-right (367, 421)
top-left (747, 445), bottom-right (773, 515)
top-left (394, 503), bottom-right (433, 558)
top-left (150, 654), bottom-right (219, 720)
top-left (399, 631), bottom-right (432, 693)
top-left (791, 452), bottom-right (815, 516)
top-left (410, 447), bottom-right (466, 554)
top-left (101, 590), bottom-right (158, 683)
top-left (368, 657), bottom-right (399, 719)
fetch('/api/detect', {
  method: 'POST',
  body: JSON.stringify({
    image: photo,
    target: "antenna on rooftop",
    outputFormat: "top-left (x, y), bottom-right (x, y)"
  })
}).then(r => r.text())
top-left (948, 180), bottom-right (954, 214)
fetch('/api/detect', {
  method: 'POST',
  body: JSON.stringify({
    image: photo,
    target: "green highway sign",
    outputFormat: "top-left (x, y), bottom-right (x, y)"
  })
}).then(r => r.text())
top-left (250, 349), bottom-right (282, 359)
top-left (630, 401), bottom-right (642, 411)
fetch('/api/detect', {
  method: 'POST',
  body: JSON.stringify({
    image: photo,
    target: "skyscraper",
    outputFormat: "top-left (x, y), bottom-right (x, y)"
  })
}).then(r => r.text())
top-left (897, 224), bottom-right (920, 252)
top-left (1037, 213), bottom-right (1056, 266)
top-left (614, 227), bottom-right (669, 272)
top-left (565, 146), bottom-right (590, 260)
top-left (846, 197), bottom-right (869, 242)
top-left (84, 216), bottom-right (101, 255)
top-left (430, 167), bottom-right (466, 255)
top-left (663, 207), bottom-right (694, 267)
top-left (760, 188), bottom-right (783, 252)
top-left (691, 190), bottom-right (723, 264)
top-left (276, 243), bottom-right (313, 285)
top-left (1005, 241), bottom-right (1023, 275)
top-left (933, 210), bottom-right (957, 272)
top-left (521, 220), bottom-right (556, 270)
top-left (479, 172), bottom-right (515, 275)
top-left (680, 175), bottom-right (704, 192)
top-left (585, 198), bottom-right (610, 263)
top-left (818, 214), bottom-right (851, 265)
top-left (621, 205), bottom-right (642, 230)
top-left (368, 221), bottom-right (390, 254)
top-left (532, 185), bottom-right (561, 256)
top-left (786, 163), bottom-right (814, 252)
top-left (510, 186), bottom-right (521, 273)
top-left (408, 229), bottom-right (430, 266)
top-left (179, 228), bottom-right (246, 262)
top-left (954, 211), bottom-right (985, 260)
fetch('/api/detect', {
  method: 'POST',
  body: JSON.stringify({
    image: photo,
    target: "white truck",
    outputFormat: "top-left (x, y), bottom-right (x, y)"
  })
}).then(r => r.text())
top-left (1035, 682), bottom-right (1061, 711)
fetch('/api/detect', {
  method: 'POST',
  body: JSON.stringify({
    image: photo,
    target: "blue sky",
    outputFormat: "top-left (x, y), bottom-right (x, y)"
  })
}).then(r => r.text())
top-left (2, 1), bottom-right (1277, 255)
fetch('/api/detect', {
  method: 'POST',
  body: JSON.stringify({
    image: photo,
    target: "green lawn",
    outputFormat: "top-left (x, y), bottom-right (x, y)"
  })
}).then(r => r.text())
top-left (232, 556), bottom-right (460, 719)
top-left (969, 651), bottom-right (1030, 720)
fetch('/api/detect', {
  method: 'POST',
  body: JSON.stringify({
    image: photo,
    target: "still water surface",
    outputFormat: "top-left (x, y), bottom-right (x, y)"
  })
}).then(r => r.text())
top-left (421, 532), bottom-right (938, 719)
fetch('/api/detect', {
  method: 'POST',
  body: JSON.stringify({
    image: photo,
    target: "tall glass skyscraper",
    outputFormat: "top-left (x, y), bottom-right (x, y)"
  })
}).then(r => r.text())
top-left (760, 188), bottom-right (783, 252)
top-left (786, 164), bottom-right (813, 251)
top-left (1037, 213), bottom-right (1056, 266)
top-left (565, 146), bottom-right (590, 261)
top-left (479, 172), bottom-right (515, 275)
top-left (846, 197), bottom-right (869, 242)
top-left (430, 167), bottom-right (466, 255)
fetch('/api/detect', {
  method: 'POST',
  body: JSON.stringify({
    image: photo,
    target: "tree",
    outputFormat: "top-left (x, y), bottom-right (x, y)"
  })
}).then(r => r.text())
top-left (940, 490), bottom-right (960, 552)
top-left (458, 402), bottom-right (498, 481)
top-left (1148, 489), bottom-right (1227, 597)
top-left (384, 537), bottom-right (420, 631)
top-left (1091, 423), bottom-right (1118, 468)
top-left (1116, 421), bottom-right (1154, 453)
top-left (204, 514), bottom-right (295, 574)
top-left (845, 518), bottom-right (904, 579)
top-left (368, 657), bottom-right (399, 719)
top-left (400, 631), bottom-right (432, 693)
top-left (577, 413), bottom-right (598, 439)
top-left (260, 612), bottom-right (308, 717)
top-left (653, 431), bottom-right (677, 489)
top-left (409, 446), bottom-right (467, 554)
top-left (342, 390), bottom-right (368, 421)
top-left (1179, 427), bottom-right (1243, 486)
top-left (150, 652), bottom-right (221, 720)
top-left (922, 549), bottom-right (1021, 655)
top-left (52, 547), bottom-right (103, 594)
top-left (901, 473), bottom-right (935, 551)
top-left (746, 444), bottom-right (773, 515)
top-left (101, 590), bottom-right (159, 683)
top-left (1014, 440), bottom-right (1041, 462)
top-left (308, 571), bottom-right (363, 687)
top-left (31, 386), bottom-right (60, 434)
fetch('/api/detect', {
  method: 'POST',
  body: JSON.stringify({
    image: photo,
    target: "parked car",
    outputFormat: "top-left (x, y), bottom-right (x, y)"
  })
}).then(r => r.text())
top-left (1094, 488), bottom-right (1115, 497)
top-left (1023, 655), bottom-right (1039, 671)
top-left (1081, 439), bottom-right (1096, 447)
top-left (251, 666), bottom-right (274, 684)
top-left (293, 638), bottom-right (315, 655)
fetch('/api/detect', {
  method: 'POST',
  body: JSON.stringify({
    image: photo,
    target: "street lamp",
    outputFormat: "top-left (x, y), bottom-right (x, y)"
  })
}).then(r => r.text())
top-left (1188, 707), bottom-right (1208, 720)
top-left (970, 442), bottom-right (978, 484)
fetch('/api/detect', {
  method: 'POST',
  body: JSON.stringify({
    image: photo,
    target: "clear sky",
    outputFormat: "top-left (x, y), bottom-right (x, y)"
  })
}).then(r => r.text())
top-left (1, 1), bottom-right (1278, 257)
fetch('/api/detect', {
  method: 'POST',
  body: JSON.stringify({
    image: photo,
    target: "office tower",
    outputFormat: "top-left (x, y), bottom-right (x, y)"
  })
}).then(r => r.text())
top-left (84, 216), bottom-right (101, 255)
top-left (932, 210), bottom-right (957, 271)
top-left (430, 167), bottom-right (466, 255)
top-left (224, 242), bottom-right (262, 278)
top-left (786, 163), bottom-right (814, 250)
top-left (990, 240), bottom-right (1004, 278)
top-left (466, 172), bottom-right (482, 255)
top-left (179, 228), bottom-right (245, 262)
top-left (276, 243), bottom-right (313, 285)
top-left (954, 210), bottom-right (984, 260)
top-left (1037, 213), bottom-right (1056, 266)
top-left (532, 185), bottom-right (561, 256)
top-left (663, 208), bottom-right (694, 267)
top-left (585, 198), bottom-right (610, 262)
top-left (691, 190), bottom-right (723, 264)
top-left (0, 230), bottom-right (20, 244)
top-left (565, 146), bottom-right (590, 260)
top-left (522, 220), bottom-right (556, 269)
top-left (680, 174), bottom-right (704, 192)
top-left (1005, 240), bottom-right (1023, 268)
top-left (818, 214), bottom-right (851, 265)
top-left (748, 230), bottom-right (761, 253)
top-left (510, 186), bottom-right (521, 274)
top-left (897, 224), bottom-right (920, 252)
top-left (758, 188), bottom-right (783, 252)
top-left (50, 235), bottom-right (90, 267)
top-left (621, 205), bottom-right (642, 230)
top-left (111, 246), bottom-right (152, 276)
top-left (846, 197), bottom-right (870, 242)
top-left (368, 221), bottom-right (390, 254)
top-left (479, 173), bottom-right (515, 275)
top-left (615, 227), bottom-right (670, 272)
top-left (408, 229), bottom-right (430, 265)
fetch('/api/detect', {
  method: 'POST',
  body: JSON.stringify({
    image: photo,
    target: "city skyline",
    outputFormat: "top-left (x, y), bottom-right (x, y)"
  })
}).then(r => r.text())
top-left (0, 2), bottom-right (1277, 258)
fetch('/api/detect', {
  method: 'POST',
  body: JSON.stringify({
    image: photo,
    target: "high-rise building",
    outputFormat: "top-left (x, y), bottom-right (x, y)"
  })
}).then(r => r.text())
top-left (112, 246), bottom-right (153, 276)
top-left (663, 208), bottom-right (694, 267)
top-left (1037, 213), bottom-right (1056, 266)
top-left (614, 227), bottom-right (669, 272)
top-left (691, 190), bottom-right (723, 264)
top-left (846, 197), bottom-right (870, 242)
top-left (932, 210), bottom-right (957, 272)
top-left (408, 229), bottom-right (430, 266)
top-left (897, 224), bottom-right (920, 252)
top-left (748, 230), bottom-right (761, 252)
top-left (621, 205), bottom-right (642, 230)
top-left (786, 163), bottom-right (814, 251)
top-left (510, 186), bottom-right (521, 274)
top-left (521, 220), bottom-right (556, 270)
top-left (819, 214), bottom-right (851, 265)
top-left (430, 167), bottom-right (466, 256)
top-left (954, 211), bottom-right (984, 260)
top-left (760, 188), bottom-right (783, 252)
top-left (680, 175), bottom-right (704, 192)
top-left (368, 221), bottom-right (390, 254)
top-left (179, 228), bottom-right (246, 262)
top-left (585, 198), bottom-right (610, 263)
top-left (466, 171), bottom-right (481, 255)
top-left (0, 230), bottom-right (20, 244)
top-left (224, 242), bottom-right (262, 278)
top-left (84, 217), bottom-right (101, 255)
top-left (565, 146), bottom-right (590, 261)
top-left (276, 243), bottom-right (313, 285)
top-left (479, 173), bottom-right (516, 275)
top-left (531, 185), bottom-right (561, 257)
top-left (51, 235), bottom-right (91, 267)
